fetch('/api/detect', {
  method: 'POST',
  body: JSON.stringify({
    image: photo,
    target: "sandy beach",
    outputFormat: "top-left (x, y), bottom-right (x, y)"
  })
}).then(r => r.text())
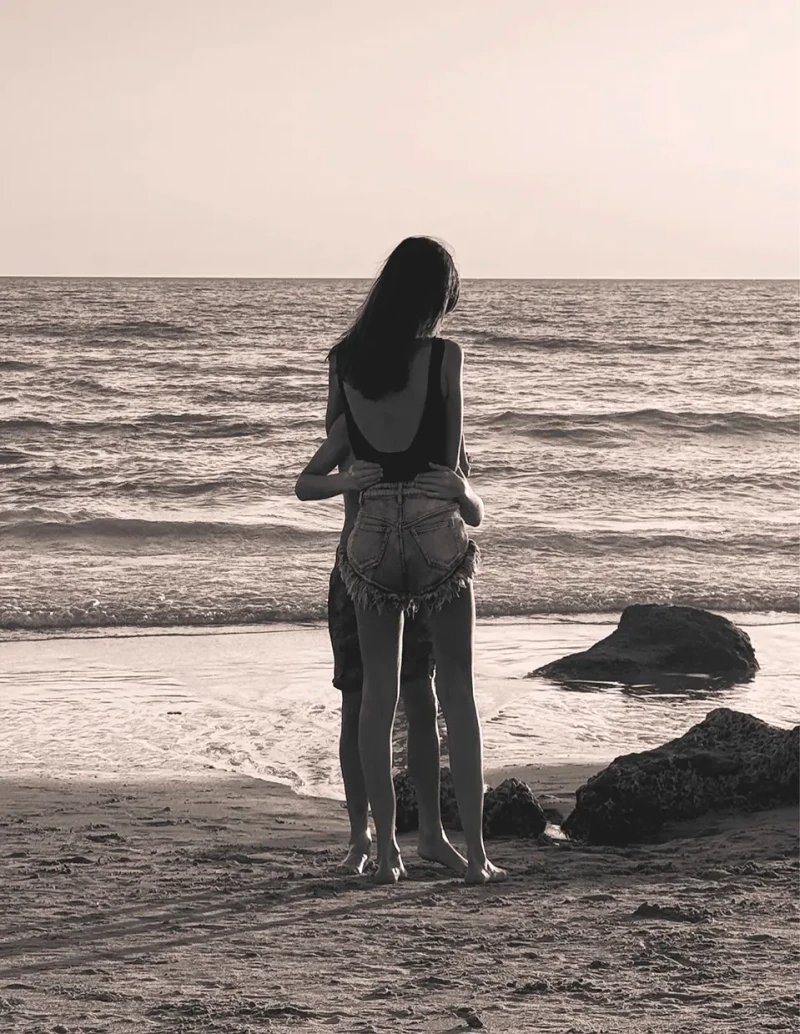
top-left (1, 769), bottom-right (797, 1034)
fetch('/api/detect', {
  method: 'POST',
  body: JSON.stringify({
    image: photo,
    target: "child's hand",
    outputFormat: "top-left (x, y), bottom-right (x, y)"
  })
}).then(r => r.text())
top-left (414, 463), bottom-right (465, 500)
top-left (343, 461), bottom-right (383, 491)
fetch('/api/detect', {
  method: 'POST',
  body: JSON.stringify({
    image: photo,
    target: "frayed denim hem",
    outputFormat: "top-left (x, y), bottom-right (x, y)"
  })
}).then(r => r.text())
top-left (336, 540), bottom-right (479, 616)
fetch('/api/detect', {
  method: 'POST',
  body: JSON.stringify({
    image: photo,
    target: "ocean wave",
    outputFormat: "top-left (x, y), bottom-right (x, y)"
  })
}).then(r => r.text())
top-left (467, 332), bottom-right (603, 351)
top-left (142, 413), bottom-right (271, 433)
top-left (0, 509), bottom-right (793, 559)
top-left (624, 339), bottom-right (697, 352)
top-left (0, 601), bottom-right (324, 632)
top-left (0, 448), bottom-right (33, 465)
top-left (107, 475), bottom-right (268, 497)
top-left (544, 467), bottom-right (799, 491)
top-left (0, 506), bottom-right (99, 524)
top-left (0, 414), bottom-right (274, 438)
top-left (0, 359), bottom-right (39, 370)
top-left (465, 333), bottom-right (696, 354)
top-left (1, 587), bottom-right (796, 633)
top-left (59, 376), bottom-right (136, 396)
top-left (0, 417), bottom-right (55, 431)
top-left (491, 527), bottom-right (797, 557)
top-left (12, 319), bottom-right (193, 340)
top-left (486, 408), bottom-right (799, 437)
top-left (0, 515), bottom-right (329, 547)
top-left (90, 320), bottom-right (194, 339)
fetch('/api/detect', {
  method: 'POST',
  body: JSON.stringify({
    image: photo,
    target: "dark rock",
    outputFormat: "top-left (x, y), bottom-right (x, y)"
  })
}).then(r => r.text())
top-left (563, 708), bottom-right (799, 844)
top-left (393, 770), bottom-right (419, 833)
top-left (482, 779), bottom-right (548, 839)
top-left (394, 767), bottom-right (460, 833)
top-left (394, 772), bottom-right (547, 839)
top-left (527, 604), bottom-right (758, 684)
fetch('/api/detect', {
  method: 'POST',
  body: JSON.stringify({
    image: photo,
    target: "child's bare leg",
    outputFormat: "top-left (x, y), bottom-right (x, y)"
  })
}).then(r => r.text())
top-left (335, 691), bottom-right (371, 874)
top-left (401, 677), bottom-right (467, 874)
top-left (355, 604), bottom-right (407, 885)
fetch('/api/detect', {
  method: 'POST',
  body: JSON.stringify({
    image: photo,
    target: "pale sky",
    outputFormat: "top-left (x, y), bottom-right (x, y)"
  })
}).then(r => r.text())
top-left (1, 0), bottom-right (797, 278)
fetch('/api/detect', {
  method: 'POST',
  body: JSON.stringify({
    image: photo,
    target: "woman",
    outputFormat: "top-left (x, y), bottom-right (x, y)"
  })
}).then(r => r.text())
top-left (296, 237), bottom-right (505, 885)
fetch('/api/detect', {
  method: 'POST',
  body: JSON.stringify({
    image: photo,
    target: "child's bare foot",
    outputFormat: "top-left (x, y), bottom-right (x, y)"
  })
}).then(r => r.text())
top-left (417, 832), bottom-right (468, 874)
top-left (335, 833), bottom-right (371, 875)
top-left (465, 858), bottom-right (508, 885)
top-left (374, 844), bottom-right (408, 885)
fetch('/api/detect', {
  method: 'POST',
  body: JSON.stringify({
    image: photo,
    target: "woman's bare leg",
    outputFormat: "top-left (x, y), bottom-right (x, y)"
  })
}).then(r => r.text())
top-left (401, 677), bottom-right (467, 873)
top-left (426, 584), bottom-right (507, 884)
top-left (353, 603), bottom-right (406, 884)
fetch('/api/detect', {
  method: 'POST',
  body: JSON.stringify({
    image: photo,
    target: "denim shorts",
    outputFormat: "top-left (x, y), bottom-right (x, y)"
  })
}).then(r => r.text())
top-left (337, 483), bottom-right (479, 614)
top-left (327, 565), bottom-right (435, 693)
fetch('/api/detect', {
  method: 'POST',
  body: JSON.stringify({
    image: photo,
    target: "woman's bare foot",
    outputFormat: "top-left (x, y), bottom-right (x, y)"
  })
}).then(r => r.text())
top-left (465, 858), bottom-right (508, 885)
top-left (374, 844), bottom-right (408, 885)
top-left (335, 833), bottom-right (372, 875)
top-left (417, 833), bottom-right (468, 874)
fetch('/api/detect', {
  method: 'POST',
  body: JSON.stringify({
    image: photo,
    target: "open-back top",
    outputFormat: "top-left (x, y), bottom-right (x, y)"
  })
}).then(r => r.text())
top-left (337, 338), bottom-right (447, 484)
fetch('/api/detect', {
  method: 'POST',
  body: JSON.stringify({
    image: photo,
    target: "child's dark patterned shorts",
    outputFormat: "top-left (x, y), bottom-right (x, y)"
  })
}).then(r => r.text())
top-left (327, 565), bottom-right (435, 694)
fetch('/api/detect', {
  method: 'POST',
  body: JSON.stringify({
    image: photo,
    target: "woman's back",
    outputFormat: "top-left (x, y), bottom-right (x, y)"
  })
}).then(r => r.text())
top-left (336, 338), bottom-right (450, 483)
top-left (342, 339), bottom-right (434, 452)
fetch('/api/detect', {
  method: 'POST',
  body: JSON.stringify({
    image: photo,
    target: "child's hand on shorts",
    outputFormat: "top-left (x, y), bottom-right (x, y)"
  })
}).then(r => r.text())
top-left (343, 461), bottom-right (383, 491)
top-left (414, 463), bottom-right (465, 500)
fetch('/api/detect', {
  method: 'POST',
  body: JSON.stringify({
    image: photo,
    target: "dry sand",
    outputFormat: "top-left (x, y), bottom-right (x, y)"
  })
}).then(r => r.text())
top-left (1, 769), bottom-right (797, 1034)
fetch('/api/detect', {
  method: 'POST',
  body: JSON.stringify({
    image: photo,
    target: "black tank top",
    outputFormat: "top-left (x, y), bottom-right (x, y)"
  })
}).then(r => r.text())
top-left (338, 339), bottom-right (447, 483)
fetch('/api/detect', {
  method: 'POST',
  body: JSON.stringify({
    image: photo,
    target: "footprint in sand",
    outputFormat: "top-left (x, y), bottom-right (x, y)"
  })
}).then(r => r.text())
top-left (633, 901), bottom-right (712, 923)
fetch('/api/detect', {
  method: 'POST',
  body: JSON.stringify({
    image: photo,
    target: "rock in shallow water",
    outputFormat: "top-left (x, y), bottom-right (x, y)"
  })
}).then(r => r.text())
top-left (393, 772), bottom-right (547, 839)
top-left (527, 604), bottom-right (758, 684)
top-left (563, 708), bottom-right (799, 845)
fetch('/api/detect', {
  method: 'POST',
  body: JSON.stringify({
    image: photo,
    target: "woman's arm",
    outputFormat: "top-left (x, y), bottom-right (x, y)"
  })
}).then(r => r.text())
top-left (295, 416), bottom-right (382, 501)
top-left (440, 339), bottom-right (464, 472)
top-left (458, 436), bottom-right (471, 478)
top-left (325, 355), bottom-right (344, 435)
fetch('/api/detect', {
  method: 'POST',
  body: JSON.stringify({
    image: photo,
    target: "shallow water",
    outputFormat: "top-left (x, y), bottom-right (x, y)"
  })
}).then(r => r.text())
top-left (1, 615), bottom-right (795, 799)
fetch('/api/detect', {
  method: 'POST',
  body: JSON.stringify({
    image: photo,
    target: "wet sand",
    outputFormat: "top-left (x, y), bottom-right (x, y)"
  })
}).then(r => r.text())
top-left (1, 771), bottom-right (797, 1034)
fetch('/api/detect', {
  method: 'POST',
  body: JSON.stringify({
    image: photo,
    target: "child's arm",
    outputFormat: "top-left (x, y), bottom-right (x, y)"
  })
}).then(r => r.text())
top-left (414, 462), bottom-right (485, 528)
top-left (455, 474), bottom-right (484, 528)
top-left (295, 416), bottom-right (382, 501)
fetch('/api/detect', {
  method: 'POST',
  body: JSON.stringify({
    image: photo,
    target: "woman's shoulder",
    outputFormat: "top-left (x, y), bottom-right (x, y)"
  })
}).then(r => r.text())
top-left (433, 338), bottom-right (463, 397)
top-left (437, 337), bottom-right (463, 366)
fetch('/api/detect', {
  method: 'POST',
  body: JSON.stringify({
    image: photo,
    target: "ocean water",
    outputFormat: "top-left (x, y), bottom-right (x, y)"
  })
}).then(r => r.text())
top-left (0, 277), bottom-right (798, 633)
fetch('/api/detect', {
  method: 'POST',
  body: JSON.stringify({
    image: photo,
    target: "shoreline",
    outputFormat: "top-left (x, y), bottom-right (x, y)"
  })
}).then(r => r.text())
top-left (1, 608), bottom-right (796, 642)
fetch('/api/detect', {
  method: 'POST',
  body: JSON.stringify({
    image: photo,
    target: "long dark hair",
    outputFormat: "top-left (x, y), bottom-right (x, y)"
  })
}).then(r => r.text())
top-left (329, 236), bottom-right (460, 399)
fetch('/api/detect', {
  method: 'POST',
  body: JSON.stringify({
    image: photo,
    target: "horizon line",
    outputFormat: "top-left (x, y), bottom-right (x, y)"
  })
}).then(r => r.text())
top-left (1, 274), bottom-right (798, 282)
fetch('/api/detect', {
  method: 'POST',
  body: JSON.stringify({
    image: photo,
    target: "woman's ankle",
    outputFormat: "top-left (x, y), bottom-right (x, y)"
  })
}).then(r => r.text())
top-left (349, 828), bottom-right (372, 848)
top-left (465, 842), bottom-right (489, 867)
